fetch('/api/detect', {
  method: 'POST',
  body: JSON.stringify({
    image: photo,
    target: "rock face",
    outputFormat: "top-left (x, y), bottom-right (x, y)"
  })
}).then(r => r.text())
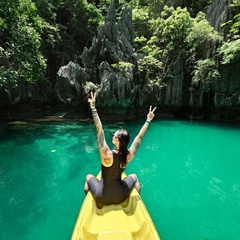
top-left (57, 0), bottom-right (240, 121)
top-left (207, 0), bottom-right (240, 120)
top-left (162, 0), bottom-right (240, 120)
top-left (207, 0), bottom-right (231, 33)
top-left (160, 0), bottom-right (240, 120)
top-left (57, 61), bottom-right (84, 108)
top-left (57, 3), bottom-right (137, 115)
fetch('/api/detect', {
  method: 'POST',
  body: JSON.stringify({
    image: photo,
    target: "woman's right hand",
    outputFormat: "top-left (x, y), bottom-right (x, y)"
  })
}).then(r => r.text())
top-left (147, 105), bottom-right (157, 121)
top-left (88, 91), bottom-right (96, 109)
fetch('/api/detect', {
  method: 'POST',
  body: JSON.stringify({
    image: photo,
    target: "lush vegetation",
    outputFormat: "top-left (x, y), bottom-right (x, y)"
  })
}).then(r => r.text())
top-left (219, 0), bottom-right (240, 64)
top-left (0, 0), bottom-right (239, 112)
top-left (0, 0), bottom-right (47, 106)
top-left (0, 0), bottom-right (104, 107)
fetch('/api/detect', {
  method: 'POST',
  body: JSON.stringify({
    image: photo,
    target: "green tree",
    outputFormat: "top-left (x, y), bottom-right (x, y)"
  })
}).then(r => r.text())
top-left (186, 12), bottom-right (221, 60)
top-left (218, 39), bottom-right (240, 64)
top-left (192, 58), bottom-right (220, 92)
top-left (218, 0), bottom-right (240, 64)
top-left (151, 6), bottom-right (194, 59)
top-left (33, 0), bottom-right (103, 83)
top-left (133, 5), bottom-right (222, 102)
top-left (0, 0), bottom-right (104, 108)
top-left (132, 6), bottom-right (151, 39)
top-left (136, 6), bottom-right (194, 92)
top-left (0, 0), bottom-right (47, 106)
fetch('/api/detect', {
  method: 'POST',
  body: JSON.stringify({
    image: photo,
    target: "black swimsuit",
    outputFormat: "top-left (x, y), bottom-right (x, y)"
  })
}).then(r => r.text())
top-left (88, 151), bottom-right (135, 205)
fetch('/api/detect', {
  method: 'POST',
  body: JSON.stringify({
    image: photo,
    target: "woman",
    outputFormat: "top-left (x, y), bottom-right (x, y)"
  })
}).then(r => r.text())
top-left (84, 91), bottom-right (156, 206)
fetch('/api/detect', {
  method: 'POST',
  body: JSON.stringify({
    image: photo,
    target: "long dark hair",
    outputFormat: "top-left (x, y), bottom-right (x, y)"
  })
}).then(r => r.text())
top-left (116, 129), bottom-right (130, 168)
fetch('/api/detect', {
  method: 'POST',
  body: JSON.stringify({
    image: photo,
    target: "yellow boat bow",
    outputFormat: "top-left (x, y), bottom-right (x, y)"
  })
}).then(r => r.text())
top-left (71, 172), bottom-right (160, 240)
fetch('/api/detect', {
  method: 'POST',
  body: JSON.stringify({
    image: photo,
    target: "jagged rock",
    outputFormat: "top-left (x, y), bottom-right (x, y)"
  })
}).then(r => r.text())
top-left (164, 56), bottom-right (183, 108)
top-left (56, 61), bottom-right (85, 108)
top-left (97, 61), bottom-right (134, 111)
top-left (207, 0), bottom-right (230, 33)
top-left (57, 2), bottom-right (137, 114)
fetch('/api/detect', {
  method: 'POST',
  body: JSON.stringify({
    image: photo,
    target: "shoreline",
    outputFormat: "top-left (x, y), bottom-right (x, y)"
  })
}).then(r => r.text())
top-left (1, 107), bottom-right (240, 126)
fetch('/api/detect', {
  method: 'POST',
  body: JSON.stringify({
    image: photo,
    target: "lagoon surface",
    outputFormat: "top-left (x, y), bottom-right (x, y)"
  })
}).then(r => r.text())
top-left (0, 118), bottom-right (240, 240)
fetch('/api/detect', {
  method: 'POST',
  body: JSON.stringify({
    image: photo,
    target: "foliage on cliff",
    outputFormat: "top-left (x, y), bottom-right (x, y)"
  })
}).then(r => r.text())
top-left (0, 0), bottom-right (240, 121)
top-left (0, 0), bottom-right (103, 107)
top-left (219, 0), bottom-right (240, 64)
top-left (0, 0), bottom-right (47, 106)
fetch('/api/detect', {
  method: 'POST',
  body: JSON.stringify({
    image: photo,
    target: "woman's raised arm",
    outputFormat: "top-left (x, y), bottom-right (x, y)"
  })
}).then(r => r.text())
top-left (129, 106), bottom-right (157, 156)
top-left (88, 92), bottom-right (109, 152)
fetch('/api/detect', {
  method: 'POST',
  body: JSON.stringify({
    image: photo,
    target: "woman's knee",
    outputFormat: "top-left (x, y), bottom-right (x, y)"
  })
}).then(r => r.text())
top-left (129, 173), bottom-right (138, 183)
top-left (86, 174), bottom-right (94, 182)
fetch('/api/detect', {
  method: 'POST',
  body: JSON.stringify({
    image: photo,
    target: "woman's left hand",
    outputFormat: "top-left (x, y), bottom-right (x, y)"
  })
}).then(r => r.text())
top-left (147, 105), bottom-right (157, 121)
top-left (88, 91), bottom-right (96, 109)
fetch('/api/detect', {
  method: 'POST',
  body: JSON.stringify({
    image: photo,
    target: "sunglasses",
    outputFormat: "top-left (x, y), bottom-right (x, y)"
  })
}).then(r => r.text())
top-left (112, 133), bottom-right (118, 138)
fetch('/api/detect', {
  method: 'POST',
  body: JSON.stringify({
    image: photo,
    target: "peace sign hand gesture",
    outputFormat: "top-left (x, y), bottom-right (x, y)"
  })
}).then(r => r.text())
top-left (88, 91), bottom-right (96, 109)
top-left (147, 105), bottom-right (157, 122)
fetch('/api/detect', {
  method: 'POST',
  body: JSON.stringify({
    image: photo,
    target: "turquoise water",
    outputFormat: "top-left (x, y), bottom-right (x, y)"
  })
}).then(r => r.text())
top-left (0, 119), bottom-right (240, 240)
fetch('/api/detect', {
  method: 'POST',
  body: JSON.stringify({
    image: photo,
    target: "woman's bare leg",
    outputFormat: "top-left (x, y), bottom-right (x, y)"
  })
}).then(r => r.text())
top-left (84, 174), bottom-right (94, 194)
top-left (129, 173), bottom-right (141, 193)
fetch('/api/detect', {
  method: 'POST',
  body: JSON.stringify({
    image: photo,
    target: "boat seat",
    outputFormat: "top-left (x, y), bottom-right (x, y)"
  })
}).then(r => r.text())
top-left (98, 230), bottom-right (131, 240)
top-left (94, 195), bottom-right (141, 216)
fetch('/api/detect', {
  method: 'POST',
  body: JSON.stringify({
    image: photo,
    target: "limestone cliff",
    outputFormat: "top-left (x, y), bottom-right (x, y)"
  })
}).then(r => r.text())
top-left (207, 0), bottom-right (240, 120)
top-left (161, 0), bottom-right (240, 120)
top-left (57, 2), bottom-right (139, 116)
top-left (57, 0), bottom-right (240, 121)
